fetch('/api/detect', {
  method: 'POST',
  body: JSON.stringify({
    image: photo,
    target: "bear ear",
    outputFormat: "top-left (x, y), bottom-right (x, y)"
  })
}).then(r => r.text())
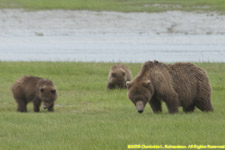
top-left (40, 88), bottom-right (45, 93)
top-left (126, 81), bottom-right (131, 89)
top-left (111, 72), bottom-right (116, 77)
top-left (51, 89), bottom-right (56, 94)
top-left (122, 71), bottom-right (125, 76)
top-left (143, 80), bottom-right (151, 89)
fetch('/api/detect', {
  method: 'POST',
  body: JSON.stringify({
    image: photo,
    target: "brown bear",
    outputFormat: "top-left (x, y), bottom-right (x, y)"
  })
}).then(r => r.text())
top-left (107, 64), bottom-right (132, 90)
top-left (126, 61), bottom-right (213, 114)
top-left (11, 76), bottom-right (58, 112)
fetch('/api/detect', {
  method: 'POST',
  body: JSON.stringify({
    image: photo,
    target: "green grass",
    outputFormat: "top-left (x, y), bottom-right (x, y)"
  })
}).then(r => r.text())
top-left (0, 0), bottom-right (225, 13)
top-left (0, 62), bottom-right (225, 150)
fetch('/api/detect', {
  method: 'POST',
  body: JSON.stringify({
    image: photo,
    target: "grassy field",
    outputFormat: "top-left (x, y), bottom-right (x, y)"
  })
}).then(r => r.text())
top-left (0, 0), bottom-right (225, 13)
top-left (0, 62), bottom-right (224, 150)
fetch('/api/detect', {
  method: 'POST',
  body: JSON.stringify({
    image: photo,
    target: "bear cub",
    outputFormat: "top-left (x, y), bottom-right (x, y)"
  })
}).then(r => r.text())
top-left (127, 61), bottom-right (213, 114)
top-left (107, 64), bottom-right (132, 90)
top-left (11, 76), bottom-right (58, 112)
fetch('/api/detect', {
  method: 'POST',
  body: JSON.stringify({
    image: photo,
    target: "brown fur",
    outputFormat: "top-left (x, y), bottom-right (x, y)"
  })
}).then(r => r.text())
top-left (11, 76), bottom-right (58, 112)
top-left (127, 61), bottom-right (213, 114)
top-left (107, 64), bottom-right (132, 90)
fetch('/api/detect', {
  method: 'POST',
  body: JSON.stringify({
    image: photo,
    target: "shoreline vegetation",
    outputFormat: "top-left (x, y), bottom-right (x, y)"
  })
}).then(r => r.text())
top-left (0, 0), bottom-right (225, 13)
top-left (0, 62), bottom-right (224, 149)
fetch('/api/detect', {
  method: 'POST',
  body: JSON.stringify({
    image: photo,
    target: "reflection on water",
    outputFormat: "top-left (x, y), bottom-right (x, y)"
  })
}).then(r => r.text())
top-left (0, 34), bottom-right (224, 62)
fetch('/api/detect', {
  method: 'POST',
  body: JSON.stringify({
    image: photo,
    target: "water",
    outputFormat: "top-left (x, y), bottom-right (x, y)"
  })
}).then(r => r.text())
top-left (0, 34), bottom-right (224, 62)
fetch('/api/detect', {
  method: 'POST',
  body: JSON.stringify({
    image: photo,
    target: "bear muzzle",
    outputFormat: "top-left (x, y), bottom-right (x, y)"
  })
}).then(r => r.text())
top-left (136, 101), bottom-right (144, 113)
top-left (43, 103), bottom-right (48, 109)
top-left (43, 101), bottom-right (53, 109)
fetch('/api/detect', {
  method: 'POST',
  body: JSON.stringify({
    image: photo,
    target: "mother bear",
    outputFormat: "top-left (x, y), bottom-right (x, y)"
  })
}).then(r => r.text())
top-left (126, 61), bottom-right (213, 114)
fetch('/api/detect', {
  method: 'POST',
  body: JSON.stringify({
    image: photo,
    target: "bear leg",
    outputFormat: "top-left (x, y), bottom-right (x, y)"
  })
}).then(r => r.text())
top-left (183, 104), bottom-right (195, 113)
top-left (47, 104), bottom-right (54, 112)
top-left (195, 79), bottom-right (213, 112)
top-left (195, 99), bottom-right (213, 112)
top-left (164, 93), bottom-right (179, 114)
top-left (33, 99), bottom-right (41, 112)
top-left (149, 98), bottom-right (162, 113)
top-left (154, 78), bottom-right (179, 114)
top-left (107, 83), bottom-right (116, 90)
top-left (17, 100), bottom-right (27, 112)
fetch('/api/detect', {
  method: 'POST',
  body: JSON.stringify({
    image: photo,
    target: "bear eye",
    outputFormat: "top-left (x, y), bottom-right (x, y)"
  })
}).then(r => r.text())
top-left (51, 90), bottom-right (56, 94)
top-left (40, 88), bottom-right (45, 93)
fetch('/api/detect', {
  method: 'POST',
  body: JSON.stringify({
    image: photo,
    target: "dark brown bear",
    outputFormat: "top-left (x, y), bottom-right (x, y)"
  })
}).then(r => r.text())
top-left (11, 76), bottom-right (58, 112)
top-left (126, 61), bottom-right (213, 114)
top-left (107, 64), bottom-right (132, 90)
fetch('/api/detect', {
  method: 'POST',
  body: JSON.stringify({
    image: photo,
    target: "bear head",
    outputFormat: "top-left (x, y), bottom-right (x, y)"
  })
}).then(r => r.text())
top-left (108, 68), bottom-right (126, 89)
top-left (38, 80), bottom-right (57, 109)
top-left (126, 80), bottom-right (154, 113)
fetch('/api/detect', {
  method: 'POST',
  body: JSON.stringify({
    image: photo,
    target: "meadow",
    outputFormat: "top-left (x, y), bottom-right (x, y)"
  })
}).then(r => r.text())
top-left (0, 0), bottom-right (225, 13)
top-left (0, 62), bottom-right (224, 150)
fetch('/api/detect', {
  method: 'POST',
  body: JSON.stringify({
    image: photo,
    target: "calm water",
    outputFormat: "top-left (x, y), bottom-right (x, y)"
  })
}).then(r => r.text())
top-left (0, 34), bottom-right (224, 62)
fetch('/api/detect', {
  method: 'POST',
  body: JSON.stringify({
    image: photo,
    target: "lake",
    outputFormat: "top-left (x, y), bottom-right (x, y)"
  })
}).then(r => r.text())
top-left (1, 10), bottom-right (225, 62)
top-left (0, 34), bottom-right (224, 62)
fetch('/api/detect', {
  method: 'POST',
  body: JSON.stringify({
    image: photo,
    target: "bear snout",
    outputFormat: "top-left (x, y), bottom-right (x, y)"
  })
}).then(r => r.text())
top-left (138, 109), bottom-right (143, 113)
top-left (136, 101), bottom-right (144, 113)
top-left (43, 100), bottom-right (53, 109)
top-left (43, 104), bottom-right (47, 109)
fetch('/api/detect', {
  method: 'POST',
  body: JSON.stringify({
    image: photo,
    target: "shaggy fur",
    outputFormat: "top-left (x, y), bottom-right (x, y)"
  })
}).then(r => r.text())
top-left (127, 61), bottom-right (213, 114)
top-left (107, 64), bottom-right (132, 90)
top-left (11, 76), bottom-right (57, 112)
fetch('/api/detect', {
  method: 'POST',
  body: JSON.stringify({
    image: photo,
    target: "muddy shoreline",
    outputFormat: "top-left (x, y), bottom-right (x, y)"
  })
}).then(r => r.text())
top-left (0, 9), bottom-right (225, 62)
top-left (1, 9), bottom-right (225, 36)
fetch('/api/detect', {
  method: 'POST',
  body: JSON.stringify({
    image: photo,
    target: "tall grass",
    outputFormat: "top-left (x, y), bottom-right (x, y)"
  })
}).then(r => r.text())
top-left (0, 62), bottom-right (225, 150)
top-left (0, 0), bottom-right (225, 12)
